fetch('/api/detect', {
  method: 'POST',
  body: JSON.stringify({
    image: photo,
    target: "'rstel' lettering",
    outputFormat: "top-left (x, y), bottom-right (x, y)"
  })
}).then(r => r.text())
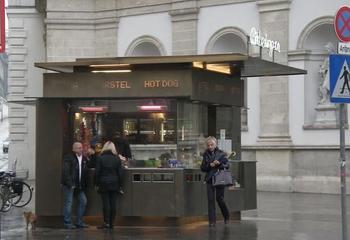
top-left (104, 80), bottom-right (131, 89)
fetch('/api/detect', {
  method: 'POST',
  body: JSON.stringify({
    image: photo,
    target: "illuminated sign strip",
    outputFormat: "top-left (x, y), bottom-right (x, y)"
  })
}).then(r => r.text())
top-left (43, 70), bottom-right (243, 106)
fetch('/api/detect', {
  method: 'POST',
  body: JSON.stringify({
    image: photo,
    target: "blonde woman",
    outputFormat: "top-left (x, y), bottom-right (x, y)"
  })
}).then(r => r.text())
top-left (94, 141), bottom-right (124, 229)
top-left (200, 136), bottom-right (229, 226)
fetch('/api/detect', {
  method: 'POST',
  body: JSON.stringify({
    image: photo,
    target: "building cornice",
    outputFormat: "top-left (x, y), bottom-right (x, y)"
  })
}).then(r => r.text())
top-left (288, 49), bottom-right (311, 61)
top-left (6, 8), bottom-right (41, 15)
top-left (43, 0), bottom-right (256, 21)
top-left (45, 16), bottom-right (119, 30)
top-left (8, 0), bottom-right (35, 8)
top-left (169, 7), bottom-right (199, 21)
top-left (169, 7), bottom-right (199, 16)
top-left (288, 49), bottom-right (330, 61)
top-left (256, 0), bottom-right (292, 13)
top-left (199, 0), bottom-right (255, 8)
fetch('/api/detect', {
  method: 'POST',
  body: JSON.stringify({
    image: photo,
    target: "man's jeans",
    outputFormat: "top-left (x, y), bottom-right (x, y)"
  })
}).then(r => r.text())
top-left (63, 185), bottom-right (87, 227)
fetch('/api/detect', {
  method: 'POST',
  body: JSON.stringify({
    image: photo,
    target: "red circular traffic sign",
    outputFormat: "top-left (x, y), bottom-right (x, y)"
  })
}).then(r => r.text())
top-left (334, 6), bottom-right (350, 42)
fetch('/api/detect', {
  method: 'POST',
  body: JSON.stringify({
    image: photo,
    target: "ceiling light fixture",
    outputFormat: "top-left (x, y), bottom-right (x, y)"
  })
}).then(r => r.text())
top-left (92, 70), bottom-right (131, 73)
top-left (89, 64), bottom-right (130, 68)
top-left (137, 105), bottom-right (167, 112)
top-left (79, 106), bottom-right (108, 112)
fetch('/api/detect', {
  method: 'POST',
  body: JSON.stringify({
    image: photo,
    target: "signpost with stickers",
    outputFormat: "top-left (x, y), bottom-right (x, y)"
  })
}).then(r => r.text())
top-left (331, 6), bottom-right (350, 240)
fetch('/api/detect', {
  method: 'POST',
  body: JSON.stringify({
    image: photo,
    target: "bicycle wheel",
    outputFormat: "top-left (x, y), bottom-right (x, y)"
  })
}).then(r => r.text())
top-left (1, 199), bottom-right (12, 212)
top-left (12, 181), bottom-right (32, 207)
top-left (0, 187), bottom-right (12, 212)
top-left (0, 193), bottom-right (4, 211)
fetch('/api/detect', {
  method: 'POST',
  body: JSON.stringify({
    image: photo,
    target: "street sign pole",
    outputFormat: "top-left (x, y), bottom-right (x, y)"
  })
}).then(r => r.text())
top-left (330, 53), bottom-right (350, 240)
top-left (339, 103), bottom-right (347, 240)
top-left (333, 6), bottom-right (350, 240)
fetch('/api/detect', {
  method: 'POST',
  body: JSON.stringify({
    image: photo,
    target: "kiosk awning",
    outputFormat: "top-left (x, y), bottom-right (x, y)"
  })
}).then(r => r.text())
top-left (35, 53), bottom-right (306, 77)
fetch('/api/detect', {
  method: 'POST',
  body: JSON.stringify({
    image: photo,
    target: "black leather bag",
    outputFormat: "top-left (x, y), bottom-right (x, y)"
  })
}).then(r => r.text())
top-left (212, 169), bottom-right (233, 187)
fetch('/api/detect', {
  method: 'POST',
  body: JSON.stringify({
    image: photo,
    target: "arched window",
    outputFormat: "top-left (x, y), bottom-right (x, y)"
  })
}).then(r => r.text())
top-left (206, 27), bottom-right (248, 131)
top-left (125, 35), bottom-right (166, 56)
top-left (297, 17), bottom-right (339, 129)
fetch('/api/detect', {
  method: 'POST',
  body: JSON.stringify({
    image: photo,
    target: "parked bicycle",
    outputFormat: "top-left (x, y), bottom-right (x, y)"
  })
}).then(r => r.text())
top-left (0, 171), bottom-right (33, 212)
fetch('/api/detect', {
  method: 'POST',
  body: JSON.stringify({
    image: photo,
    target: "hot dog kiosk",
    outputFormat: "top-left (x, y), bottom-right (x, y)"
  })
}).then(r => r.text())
top-left (34, 54), bottom-right (306, 226)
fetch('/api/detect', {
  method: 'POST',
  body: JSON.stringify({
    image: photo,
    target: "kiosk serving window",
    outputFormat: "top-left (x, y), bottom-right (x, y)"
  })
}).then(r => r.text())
top-left (69, 99), bottom-right (226, 169)
top-left (71, 99), bottom-right (177, 146)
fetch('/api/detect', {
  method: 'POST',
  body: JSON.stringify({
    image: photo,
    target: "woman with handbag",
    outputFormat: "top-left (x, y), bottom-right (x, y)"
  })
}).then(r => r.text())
top-left (94, 141), bottom-right (124, 229)
top-left (200, 136), bottom-right (230, 227)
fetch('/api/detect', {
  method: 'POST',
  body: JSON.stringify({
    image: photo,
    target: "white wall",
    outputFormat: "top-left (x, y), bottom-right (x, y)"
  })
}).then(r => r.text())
top-left (118, 13), bottom-right (172, 56)
top-left (289, 0), bottom-right (350, 146)
top-left (7, 6), bottom-right (46, 179)
top-left (241, 77), bottom-right (260, 145)
top-left (290, 0), bottom-right (350, 50)
top-left (7, 103), bottom-right (36, 179)
top-left (197, 2), bottom-right (259, 54)
top-left (25, 13), bottom-right (45, 98)
top-left (198, 2), bottom-right (260, 145)
top-left (289, 60), bottom-right (350, 146)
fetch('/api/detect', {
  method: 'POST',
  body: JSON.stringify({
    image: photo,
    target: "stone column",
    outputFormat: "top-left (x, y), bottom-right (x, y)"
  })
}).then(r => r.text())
top-left (255, 0), bottom-right (293, 192)
top-left (46, 0), bottom-right (96, 61)
top-left (95, 17), bottom-right (119, 57)
top-left (7, 0), bottom-right (46, 180)
top-left (95, 0), bottom-right (119, 57)
top-left (257, 0), bottom-right (292, 144)
top-left (169, 0), bottom-right (199, 55)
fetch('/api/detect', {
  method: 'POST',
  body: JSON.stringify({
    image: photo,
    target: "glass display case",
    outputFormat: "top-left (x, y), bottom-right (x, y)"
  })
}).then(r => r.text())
top-left (70, 99), bottom-right (237, 168)
top-left (177, 101), bottom-right (208, 168)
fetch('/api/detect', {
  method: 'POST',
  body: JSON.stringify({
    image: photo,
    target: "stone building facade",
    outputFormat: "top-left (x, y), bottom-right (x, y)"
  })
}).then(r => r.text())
top-left (6, 0), bottom-right (350, 193)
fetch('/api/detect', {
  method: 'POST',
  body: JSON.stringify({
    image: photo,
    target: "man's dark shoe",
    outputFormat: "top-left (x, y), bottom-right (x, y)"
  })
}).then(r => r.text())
top-left (97, 223), bottom-right (110, 229)
top-left (224, 218), bottom-right (229, 224)
top-left (65, 224), bottom-right (76, 229)
top-left (76, 223), bottom-right (89, 228)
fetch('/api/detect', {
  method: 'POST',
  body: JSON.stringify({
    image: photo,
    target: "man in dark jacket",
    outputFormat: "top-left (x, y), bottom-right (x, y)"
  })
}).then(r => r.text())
top-left (61, 142), bottom-right (89, 229)
top-left (112, 131), bottom-right (132, 160)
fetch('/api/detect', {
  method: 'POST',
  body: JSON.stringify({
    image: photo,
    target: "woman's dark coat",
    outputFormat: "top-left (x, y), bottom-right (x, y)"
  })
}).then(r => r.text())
top-left (200, 147), bottom-right (229, 183)
top-left (94, 150), bottom-right (124, 192)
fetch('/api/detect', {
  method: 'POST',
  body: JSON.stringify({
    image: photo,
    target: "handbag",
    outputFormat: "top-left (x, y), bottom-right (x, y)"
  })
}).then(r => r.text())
top-left (212, 169), bottom-right (233, 187)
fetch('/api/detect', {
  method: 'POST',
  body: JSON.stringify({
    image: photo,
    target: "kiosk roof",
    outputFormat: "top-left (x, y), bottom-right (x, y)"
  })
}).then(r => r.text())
top-left (35, 53), bottom-right (306, 77)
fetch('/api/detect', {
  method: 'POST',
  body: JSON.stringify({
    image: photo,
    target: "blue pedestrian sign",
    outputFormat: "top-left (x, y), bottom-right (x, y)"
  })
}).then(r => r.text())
top-left (330, 54), bottom-right (350, 103)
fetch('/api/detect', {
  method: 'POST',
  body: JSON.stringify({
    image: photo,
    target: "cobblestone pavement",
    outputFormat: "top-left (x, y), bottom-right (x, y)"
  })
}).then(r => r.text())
top-left (0, 191), bottom-right (349, 240)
